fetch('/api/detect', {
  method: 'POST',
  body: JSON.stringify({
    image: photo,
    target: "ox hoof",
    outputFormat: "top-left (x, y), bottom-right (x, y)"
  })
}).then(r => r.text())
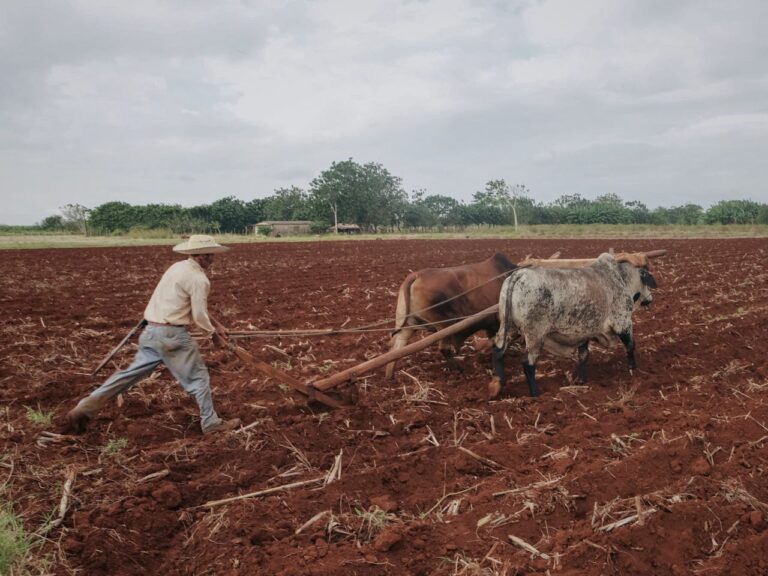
top-left (487, 377), bottom-right (502, 399)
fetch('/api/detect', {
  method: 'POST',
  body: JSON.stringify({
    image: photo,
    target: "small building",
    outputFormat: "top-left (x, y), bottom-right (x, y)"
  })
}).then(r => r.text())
top-left (253, 220), bottom-right (313, 237)
top-left (332, 223), bottom-right (362, 234)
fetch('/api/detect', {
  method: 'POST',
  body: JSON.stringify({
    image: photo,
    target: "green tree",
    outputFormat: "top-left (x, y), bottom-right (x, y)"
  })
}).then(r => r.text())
top-left (39, 215), bottom-right (65, 230)
top-left (705, 200), bottom-right (761, 224)
top-left (134, 204), bottom-right (186, 229)
top-left (464, 200), bottom-right (505, 226)
top-left (668, 204), bottom-right (703, 225)
top-left (402, 203), bottom-right (436, 229)
top-left (89, 202), bottom-right (138, 233)
top-left (418, 194), bottom-right (460, 226)
top-left (404, 190), bottom-right (437, 229)
top-left (59, 203), bottom-right (91, 234)
top-left (244, 198), bottom-right (266, 226)
top-left (310, 160), bottom-right (358, 233)
top-left (757, 204), bottom-right (768, 225)
top-left (591, 193), bottom-right (627, 224)
top-left (359, 161), bottom-right (408, 230)
top-left (189, 204), bottom-right (214, 230)
top-left (310, 159), bottom-right (406, 231)
top-left (624, 200), bottom-right (650, 224)
top-left (263, 187), bottom-right (312, 221)
top-left (473, 180), bottom-right (531, 227)
top-left (208, 196), bottom-right (250, 233)
top-left (650, 206), bottom-right (671, 225)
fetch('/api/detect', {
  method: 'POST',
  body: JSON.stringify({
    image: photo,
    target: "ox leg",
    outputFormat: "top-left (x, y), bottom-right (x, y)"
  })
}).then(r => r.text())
top-left (575, 341), bottom-right (589, 384)
top-left (438, 338), bottom-right (458, 368)
top-left (491, 344), bottom-right (507, 386)
top-left (488, 343), bottom-right (507, 399)
top-left (385, 328), bottom-right (414, 379)
top-left (523, 361), bottom-right (539, 397)
top-left (619, 331), bottom-right (637, 372)
top-left (523, 342), bottom-right (543, 397)
top-left (441, 334), bottom-right (468, 373)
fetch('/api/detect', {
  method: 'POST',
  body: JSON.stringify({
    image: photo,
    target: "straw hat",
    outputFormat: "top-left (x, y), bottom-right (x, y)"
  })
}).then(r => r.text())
top-left (173, 235), bottom-right (230, 255)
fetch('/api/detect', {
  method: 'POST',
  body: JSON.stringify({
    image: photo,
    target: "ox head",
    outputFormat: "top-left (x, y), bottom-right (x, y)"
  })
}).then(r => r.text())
top-left (632, 267), bottom-right (656, 308)
top-left (613, 252), bottom-right (661, 309)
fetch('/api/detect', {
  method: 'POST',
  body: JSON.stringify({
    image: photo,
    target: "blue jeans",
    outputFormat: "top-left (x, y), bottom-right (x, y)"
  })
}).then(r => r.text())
top-left (75, 325), bottom-right (221, 431)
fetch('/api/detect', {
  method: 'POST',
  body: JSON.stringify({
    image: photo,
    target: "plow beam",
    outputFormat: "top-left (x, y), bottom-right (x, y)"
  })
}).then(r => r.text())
top-left (311, 304), bottom-right (499, 392)
top-left (229, 344), bottom-right (346, 409)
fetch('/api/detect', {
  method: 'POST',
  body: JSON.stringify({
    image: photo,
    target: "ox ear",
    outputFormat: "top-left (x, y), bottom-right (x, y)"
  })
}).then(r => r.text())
top-left (640, 268), bottom-right (657, 289)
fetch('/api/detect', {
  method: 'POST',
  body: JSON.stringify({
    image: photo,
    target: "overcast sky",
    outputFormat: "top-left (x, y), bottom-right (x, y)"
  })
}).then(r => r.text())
top-left (2, 0), bottom-right (767, 224)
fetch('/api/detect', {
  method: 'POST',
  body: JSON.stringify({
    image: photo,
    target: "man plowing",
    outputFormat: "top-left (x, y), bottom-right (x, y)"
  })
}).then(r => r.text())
top-left (66, 235), bottom-right (241, 435)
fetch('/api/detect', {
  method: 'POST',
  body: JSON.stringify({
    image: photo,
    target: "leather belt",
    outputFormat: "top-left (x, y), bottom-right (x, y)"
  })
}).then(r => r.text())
top-left (147, 321), bottom-right (185, 328)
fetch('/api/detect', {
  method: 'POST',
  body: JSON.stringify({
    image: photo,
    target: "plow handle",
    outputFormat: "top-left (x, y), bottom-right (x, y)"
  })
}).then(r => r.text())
top-left (91, 318), bottom-right (147, 377)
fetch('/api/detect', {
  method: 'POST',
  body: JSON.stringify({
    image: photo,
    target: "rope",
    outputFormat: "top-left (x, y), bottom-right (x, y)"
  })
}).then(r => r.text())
top-left (224, 265), bottom-right (525, 340)
top-left (226, 311), bottom-right (493, 339)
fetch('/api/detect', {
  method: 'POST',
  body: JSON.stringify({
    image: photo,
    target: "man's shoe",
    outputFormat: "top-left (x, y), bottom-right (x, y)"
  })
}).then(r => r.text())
top-left (203, 418), bottom-right (242, 435)
top-left (66, 409), bottom-right (90, 434)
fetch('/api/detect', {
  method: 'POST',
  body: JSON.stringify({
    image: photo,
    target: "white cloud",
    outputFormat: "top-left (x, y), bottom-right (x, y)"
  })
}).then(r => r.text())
top-left (1, 0), bottom-right (767, 224)
top-left (664, 113), bottom-right (768, 141)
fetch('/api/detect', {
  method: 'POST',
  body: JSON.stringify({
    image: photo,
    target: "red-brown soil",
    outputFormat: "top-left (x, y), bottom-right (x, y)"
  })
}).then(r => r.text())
top-left (2, 238), bottom-right (768, 575)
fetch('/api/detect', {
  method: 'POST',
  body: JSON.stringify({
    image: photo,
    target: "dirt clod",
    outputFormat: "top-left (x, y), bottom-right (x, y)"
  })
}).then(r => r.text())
top-left (690, 457), bottom-right (711, 476)
top-left (151, 482), bottom-right (182, 509)
top-left (373, 526), bottom-right (403, 552)
top-left (370, 494), bottom-right (398, 512)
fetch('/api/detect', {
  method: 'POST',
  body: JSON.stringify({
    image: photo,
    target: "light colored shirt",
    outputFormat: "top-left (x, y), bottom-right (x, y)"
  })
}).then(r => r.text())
top-left (144, 258), bottom-right (215, 334)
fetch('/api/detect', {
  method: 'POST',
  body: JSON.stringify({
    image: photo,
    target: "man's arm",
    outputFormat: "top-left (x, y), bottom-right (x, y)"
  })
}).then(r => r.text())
top-left (189, 278), bottom-right (216, 335)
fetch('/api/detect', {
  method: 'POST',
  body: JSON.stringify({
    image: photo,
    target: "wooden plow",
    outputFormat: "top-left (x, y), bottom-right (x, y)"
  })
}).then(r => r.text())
top-left (236, 249), bottom-right (667, 409)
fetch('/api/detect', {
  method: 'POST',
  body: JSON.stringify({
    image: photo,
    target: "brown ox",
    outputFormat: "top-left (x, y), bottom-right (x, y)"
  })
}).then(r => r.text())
top-left (385, 253), bottom-right (518, 378)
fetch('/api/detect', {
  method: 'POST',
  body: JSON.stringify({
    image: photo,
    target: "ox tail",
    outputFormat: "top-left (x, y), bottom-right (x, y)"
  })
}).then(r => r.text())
top-left (386, 272), bottom-right (418, 379)
top-left (392, 272), bottom-right (418, 335)
top-left (493, 271), bottom-right (523, 353)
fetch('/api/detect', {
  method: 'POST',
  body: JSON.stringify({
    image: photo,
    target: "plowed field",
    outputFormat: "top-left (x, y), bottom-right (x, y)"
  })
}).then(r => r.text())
top-left (2, 238), bottom-right (768, 575)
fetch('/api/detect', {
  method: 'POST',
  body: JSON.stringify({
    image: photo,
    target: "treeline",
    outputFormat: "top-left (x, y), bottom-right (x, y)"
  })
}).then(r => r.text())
top-left (36, 158), bottom-right (768, 234)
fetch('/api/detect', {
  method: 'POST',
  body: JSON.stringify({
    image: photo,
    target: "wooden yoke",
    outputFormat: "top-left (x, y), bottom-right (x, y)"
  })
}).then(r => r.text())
top-left (519, 249), bottom-right (666, 269)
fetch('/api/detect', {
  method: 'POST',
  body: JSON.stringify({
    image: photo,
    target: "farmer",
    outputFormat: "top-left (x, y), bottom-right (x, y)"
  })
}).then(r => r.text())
top-left (66, 235), bottom-right (241, 435)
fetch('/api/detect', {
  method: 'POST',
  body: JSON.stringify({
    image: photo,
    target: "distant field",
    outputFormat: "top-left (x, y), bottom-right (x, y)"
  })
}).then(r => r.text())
top-left (0, 224), bottom-right (767, 249)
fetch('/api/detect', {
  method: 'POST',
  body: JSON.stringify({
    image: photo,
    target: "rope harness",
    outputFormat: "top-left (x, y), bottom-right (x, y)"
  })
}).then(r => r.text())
top-left (225, 265), bottom-right (525, 340)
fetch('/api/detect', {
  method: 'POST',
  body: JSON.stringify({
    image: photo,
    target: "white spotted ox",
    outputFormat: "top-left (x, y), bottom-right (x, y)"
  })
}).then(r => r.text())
top-left (489, 253), bottom-right (657, 397)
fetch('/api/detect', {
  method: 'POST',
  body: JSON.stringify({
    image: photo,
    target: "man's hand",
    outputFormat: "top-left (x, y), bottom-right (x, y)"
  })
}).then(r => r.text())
top-left (210, 317), bottom-right (232, 349)
top-left (212, 330), bottom-right (230, 348)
